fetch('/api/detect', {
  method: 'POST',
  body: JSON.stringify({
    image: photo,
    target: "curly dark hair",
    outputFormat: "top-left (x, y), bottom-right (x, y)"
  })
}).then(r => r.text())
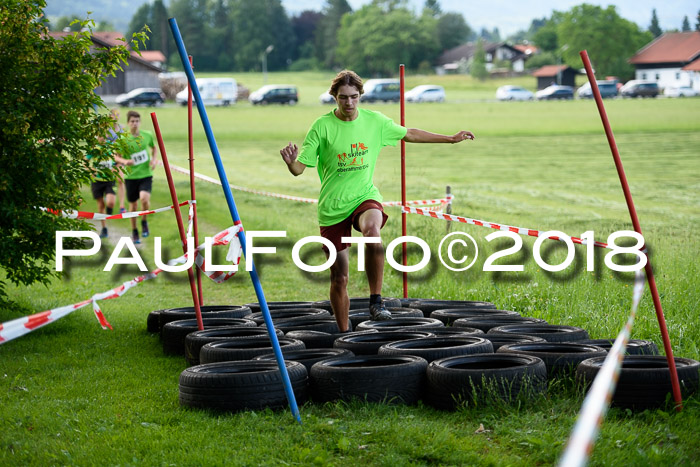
top-left (329, 70), bottom-right (364, 97)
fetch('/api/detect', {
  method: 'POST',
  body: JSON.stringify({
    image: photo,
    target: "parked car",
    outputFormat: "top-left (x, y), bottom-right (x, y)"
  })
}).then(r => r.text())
top-left (620, 80), bottom-right (659, 98)
top-left (249, 85), bottom-right (298, 105)
top-left (535, 85), bottom-right (574, 100)
top-left (496, 85), bottom-right (534, 101)
top-left (319, 91), bottom-right (335, 104)
top-left (360, 79), bottom-right (400, 103)
top-left (663, 86), bottom-right (698, 98)
top-left (405, 85), bottom-right (445, 103)
top-left (176, 78), bottom-right (237, 106)
top-left (577, 80), bottom-right (618, 99)
top-left (115, 88), bottom-right (165, 107)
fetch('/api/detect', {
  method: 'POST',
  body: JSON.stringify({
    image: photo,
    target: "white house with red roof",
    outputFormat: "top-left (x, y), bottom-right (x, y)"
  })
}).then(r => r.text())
top-left (628, 31), bottom-right (700, 91)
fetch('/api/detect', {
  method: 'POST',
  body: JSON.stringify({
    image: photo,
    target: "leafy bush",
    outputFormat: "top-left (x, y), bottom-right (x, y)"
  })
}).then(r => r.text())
top-left (0, 0), bottom-right (146, 301)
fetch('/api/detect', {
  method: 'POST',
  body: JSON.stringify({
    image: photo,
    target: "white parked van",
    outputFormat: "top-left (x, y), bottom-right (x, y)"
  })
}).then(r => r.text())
top-left (176, 78), bottom-right (237, 106)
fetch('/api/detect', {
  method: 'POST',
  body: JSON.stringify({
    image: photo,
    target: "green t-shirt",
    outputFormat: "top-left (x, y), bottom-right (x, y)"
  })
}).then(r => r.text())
top-left (297, 109), bottom-right (407, 226)
top-left (124, 130), bottom-right (155, 180)
top-left (86, 142), bottom-right (116, 182)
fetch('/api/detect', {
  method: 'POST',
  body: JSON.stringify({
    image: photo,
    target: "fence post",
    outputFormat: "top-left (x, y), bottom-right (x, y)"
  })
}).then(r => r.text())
top-left (445, 185), bottom-right (452, 233)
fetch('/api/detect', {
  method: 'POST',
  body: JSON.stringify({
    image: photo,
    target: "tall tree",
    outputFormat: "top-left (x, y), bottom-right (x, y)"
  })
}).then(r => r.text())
top-left (209, 0), bottom-right (234, 70)
top-left (54, 15), bottom-right (83, 32)
top-left (436, 12), bottom-right (473, 51)
top-left (127, 3), bottom-right (151, 44)
top-left (336, 3), bottom-right (437, 76)
top-left (0, 0), bottom-right (146, 301)
top-left (168, 0), bottom-right (209, 69)
top-left (649, 9), bottom-right (663, 37)
top-left (315, 0), bottom-right (352, 68)
top-left (150, 0), bottom-right (169, 57)
top-left (697, 10), bottom-right (700, 31)
top-left (558, 4), bottom-right (653, 79)
top-left (423, 0), bottom-right (441, 17)
top-left (682, 15), bottom-right (691, 32)
top-left (292, 10), bottom-right (323, 60)
top-left (230, 0), bottom-right (294, 71)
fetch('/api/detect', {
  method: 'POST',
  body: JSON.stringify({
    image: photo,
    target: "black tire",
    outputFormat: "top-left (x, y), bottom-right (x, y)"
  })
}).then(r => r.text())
top-left (243, 301), bottom-right (314, 313)
top-left (379, 337), bottom-right (494, 362)
top-left (161, 317), bottom-right (257, 356)
top-left (254, 348), bottom-right (355, 373)
top-left (423, 327), bottom-right (485, 337)
top-left (157, 305), bottom-right (252, 332)
top-left (479, 334), bottom-right (547, 351)
top-left (349, 307), bottom-right (423, 328)
top-left (285, 326), bottom-right (365, 349)
top-left (498, 342), bottom-right (607, 378)
top-left (578, 339), bottom-right (660, 355)
top-left (576, 356), bottom-right (700, 409)
top-left (488, 324), bottom-right (589, 343)
top-left (355, 317), bottom-right (445, 332)
top-left (333, 330), bottom-right (436, 355)
top-left (453, 316), bottom-right (548, 333)
top-left (426, 354), bottom-right (547, 410)
top-left (312, 297), bottom-right (402, 313)
top-left (262, 317), bottom-right (340, 334)
top-left (179, 360), bottom-right (308, 412)
top-left (248, 308), bottom-right (330, 325)
top-left (407, 299), bottom-right (496, 317)
top-left (430, 308), bottom-right (520, 325)
top-left (185, 326), bottom-right (284, 366)
top-left (200, 337), bottom-right (306, 363)
top-left (147, 309), bottom-right (163, 333)
top-left (310, 355), bottom-right (428, 404)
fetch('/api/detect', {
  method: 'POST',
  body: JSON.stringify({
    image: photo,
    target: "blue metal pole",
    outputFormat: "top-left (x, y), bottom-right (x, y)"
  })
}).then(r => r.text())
top-left (168, 17), bottom-right (301, 424)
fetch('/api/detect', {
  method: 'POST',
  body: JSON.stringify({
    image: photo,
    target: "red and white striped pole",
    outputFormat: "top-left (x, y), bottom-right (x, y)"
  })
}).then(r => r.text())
top-left (579, 49), bottom-right (682, 409)
top-left (400, 64), bottom-right (408, 298)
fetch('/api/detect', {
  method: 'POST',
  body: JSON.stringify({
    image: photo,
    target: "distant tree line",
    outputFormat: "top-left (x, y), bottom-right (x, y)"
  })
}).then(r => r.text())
top-left (48, 1), bottom-right (698, 79)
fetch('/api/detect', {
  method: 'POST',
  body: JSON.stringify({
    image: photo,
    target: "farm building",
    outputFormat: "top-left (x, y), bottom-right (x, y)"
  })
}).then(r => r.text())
top-left (49, 31), bottom-right (163, 96)
top-left (629, 31), bottom-right (700, 91)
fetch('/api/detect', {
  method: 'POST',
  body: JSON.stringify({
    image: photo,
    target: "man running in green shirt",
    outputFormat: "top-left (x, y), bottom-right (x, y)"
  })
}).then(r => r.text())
top-left (280, 70), bottom-right (474, 332)
top-left (121, 110), bottom-right (158, 244)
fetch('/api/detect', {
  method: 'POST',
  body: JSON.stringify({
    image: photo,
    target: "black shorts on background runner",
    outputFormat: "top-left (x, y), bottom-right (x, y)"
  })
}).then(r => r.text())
top-left (125, 176), bottom-right (153, 202)
top-left (91, 181), bottom-right (115, 200)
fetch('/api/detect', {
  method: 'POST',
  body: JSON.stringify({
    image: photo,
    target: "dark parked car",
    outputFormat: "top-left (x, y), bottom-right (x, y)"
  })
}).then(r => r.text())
top-left (360, 79), bottom-right (400, 103)
top-left (115, 88), bottom-right (165, 107)
top-left (535, 85), bottom-right (574, 100)
top-left (249, 85), bottom-right (298, 105)
top-left (577, 80), bottom-right (618, 99)
top-left (620, 80), bottom-right (659, 98)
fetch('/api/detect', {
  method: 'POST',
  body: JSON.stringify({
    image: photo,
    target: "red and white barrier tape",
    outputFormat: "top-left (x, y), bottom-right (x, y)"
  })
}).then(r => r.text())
top-left (402, 206), bottom-right (610, 249)
top-left (559, 270), bottom-right (646, 467)
top-left (41, 200), bottom-right (194, 221)
top-left (0, 224), bottom-right (243, 345)
top-left (168, 163), bottom-right (452, 208)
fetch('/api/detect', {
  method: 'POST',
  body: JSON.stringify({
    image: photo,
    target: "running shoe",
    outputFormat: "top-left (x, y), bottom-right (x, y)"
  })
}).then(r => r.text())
top-left (369, 303), bottom-right (392, 321)
top-left (141, 220), bottom-right (149, 238)
top-left (99, 227), bottom-right (108, 238)
top-left (132, 229), bottom-right (141, 244)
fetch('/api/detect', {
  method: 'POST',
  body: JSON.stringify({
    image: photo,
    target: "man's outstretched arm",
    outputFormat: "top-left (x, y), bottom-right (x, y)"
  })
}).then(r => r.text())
top-left (404, 128), bottom-right (475, 143)
top-left (280, 142), bottom-right (306, 176)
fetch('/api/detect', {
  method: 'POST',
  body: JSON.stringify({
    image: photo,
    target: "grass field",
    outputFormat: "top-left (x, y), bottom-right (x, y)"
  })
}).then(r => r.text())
top-left (1, 72), bottom-right (699, 465)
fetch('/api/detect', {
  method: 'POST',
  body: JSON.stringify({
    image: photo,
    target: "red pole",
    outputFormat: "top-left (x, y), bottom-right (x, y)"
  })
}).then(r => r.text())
top-left (579, 50), bottom-right (682, 409)
top-left (150, 112), bottom-right (205, 331)
top-left (400, 64), bottom-right (408, 299)
top-left (188, 55), bottom-right (203, 306)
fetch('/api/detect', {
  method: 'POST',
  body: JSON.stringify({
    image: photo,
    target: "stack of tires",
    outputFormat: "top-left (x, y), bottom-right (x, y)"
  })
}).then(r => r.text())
top-left (147, 299), bottom-right (698, 413)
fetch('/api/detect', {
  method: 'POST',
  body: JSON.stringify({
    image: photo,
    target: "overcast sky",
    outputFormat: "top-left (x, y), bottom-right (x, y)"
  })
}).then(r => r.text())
top-left (283, 0), bottom-right (698, 37)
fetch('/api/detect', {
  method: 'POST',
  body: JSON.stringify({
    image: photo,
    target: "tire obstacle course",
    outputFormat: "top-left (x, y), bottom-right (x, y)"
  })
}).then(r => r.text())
top-left (145, 298), bottom-right (698, 413)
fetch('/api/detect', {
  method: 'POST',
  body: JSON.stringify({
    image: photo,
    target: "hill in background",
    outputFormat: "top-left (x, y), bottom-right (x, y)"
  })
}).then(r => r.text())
top-left (44, 0), bottom-right (161, 33)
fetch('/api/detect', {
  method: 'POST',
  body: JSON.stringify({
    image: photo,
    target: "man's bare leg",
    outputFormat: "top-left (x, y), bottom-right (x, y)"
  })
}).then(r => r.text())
top-left (329, 248), bottom-right (350, 332)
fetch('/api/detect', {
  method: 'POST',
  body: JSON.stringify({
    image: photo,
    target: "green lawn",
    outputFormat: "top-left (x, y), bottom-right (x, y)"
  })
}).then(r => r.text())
top-left (1, 77), bottom-right (699, 465)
